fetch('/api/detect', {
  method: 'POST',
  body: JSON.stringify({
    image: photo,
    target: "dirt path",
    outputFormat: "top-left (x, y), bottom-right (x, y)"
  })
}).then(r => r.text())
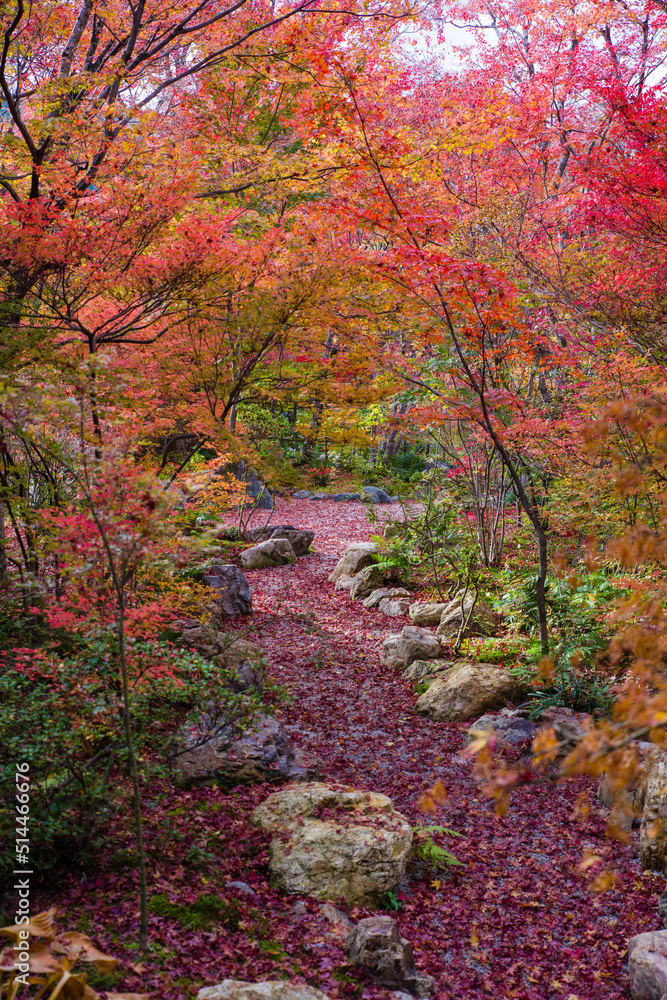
top-left (47, 500), bottom-right (663, 1000)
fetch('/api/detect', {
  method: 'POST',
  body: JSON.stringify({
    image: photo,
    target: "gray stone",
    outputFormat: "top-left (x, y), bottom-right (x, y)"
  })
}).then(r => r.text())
top-left (381, 634), bottom-right (403, 670)
top-left (334, 574), bottom-right (355, 591)
top-left (311, 492), bottom-right (328, 500)
top-left (203, 564), bottom-right (252, 619)
top-left (416, 663), bottom-right (520, 722)
top-left (365, 587), bottom-right (410, 610)
top-left (628, 930), bottom-right (667, 999)
top-left (331, 493), bottom-right (362, 501)
top-left (197, 982), bottom-right (329, 1000)
top-left (173, 714), bottom-right (320, 787)
top-left (436, 592), bottom-right (497, 640)
top-left (329, 542), bottom-right (377, 582)
top-left (397, 625), bottom-right (441, 665)
top-left (319, 903), bottom-right (354, 932)
top-left (364, 587), bottom-right (394, 609)
top-left (381, 626), bottom-right (441, 669)
top-left (468, 710), bottom-right (537, 746)
top-left (409, 601), bottom-right (449, 626)
top-left (378, 596), bottom-right (411, 617)
top-left (349, 564), bottom-right (385, 599)
top-left (240, 538), bottom-right (297, 569)
top-left (403, 659), bottom-right (448, 682)
top-left (224, 881), bottom-right (256, 896)
top-left (293, 490), bottom-right (314, 499)
top-left (363, 485), bottom-right (393, 504)
top-left (251, 783), bottom-right (412, 906)
top-left (248, 524), bottom-right (314, 557)
top-left (347, 916), bottom-right (434, 996)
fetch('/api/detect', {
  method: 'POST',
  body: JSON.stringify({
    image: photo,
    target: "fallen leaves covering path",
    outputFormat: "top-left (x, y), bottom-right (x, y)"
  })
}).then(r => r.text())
top-left (43, 500), bottom-right (664, 1000)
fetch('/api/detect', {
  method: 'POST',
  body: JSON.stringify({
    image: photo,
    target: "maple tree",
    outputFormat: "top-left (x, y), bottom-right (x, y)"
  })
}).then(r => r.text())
top-left (4, 0), bottom-right (667, 992)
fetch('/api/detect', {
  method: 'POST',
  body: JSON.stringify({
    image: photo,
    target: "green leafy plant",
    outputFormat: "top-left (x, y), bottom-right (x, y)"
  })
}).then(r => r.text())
top-left (513, 661), bottom-right (615, 720)
top-left (411, 825), bottom-right (464, 868)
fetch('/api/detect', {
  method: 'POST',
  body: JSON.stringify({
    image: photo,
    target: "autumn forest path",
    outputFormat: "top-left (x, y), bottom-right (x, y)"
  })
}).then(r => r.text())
top-left (238, 499), bottom-right (662, 1000)
top-left (45, 499), bottom-right (663, 1000)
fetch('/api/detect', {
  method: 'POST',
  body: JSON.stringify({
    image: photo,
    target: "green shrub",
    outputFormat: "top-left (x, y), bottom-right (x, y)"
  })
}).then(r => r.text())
top-left (0, 638), bottom-right (258, 878)
top-left (148, 893), bottom-right (241, 931)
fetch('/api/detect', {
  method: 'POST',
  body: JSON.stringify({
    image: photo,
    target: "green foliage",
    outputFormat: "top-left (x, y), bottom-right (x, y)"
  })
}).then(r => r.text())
top-left (85, 968), bottom-right (125, 992)
top-left (148, 893), bottom-right (241, 931)
top-left (496, 569), bottom-right (623, 718)
top-left (461, 635), bottom-right (527, 664)
top-left (381, 890), bottom-right (404, 911)
top-left (512, 660), bottom-right (615, 719)
top-left (0, 637), bottom-right (258, 877)
top-left (496, 570), bottom-right (624, 664)
top-left (386, 448), bottom-right (427, 482)
top-left (412, 825), bottom-right (464, 868)
top-left (373, 491), bottom-right (478, 598)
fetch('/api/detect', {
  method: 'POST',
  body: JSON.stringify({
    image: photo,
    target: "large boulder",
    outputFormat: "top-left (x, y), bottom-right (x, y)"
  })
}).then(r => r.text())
top-left (378, 595), bottom-right (411, 617)
top-left (251, 783), bottom-right (412, 905)
top-left (334, 574), bottom-right (355, 592)
top-left (381, 634), bottom-right (403, 670)
top-left (598, 744), bottom-right (664, 841)
top-left (329, 542), bottom-right (377, 583)
top-left (436, 592), bottom-right (497, 640)
top-left (347, 916), bottom-right (434, 997)
top-left (197, 983), bottom-right (329, 1000)
top-left (397, 626), bottom-right (441, 663)
top-left (467, 709), bottom-right (537, 746)
top-left (637, 750), bottom-right (667, 871)
top-left (363, 485), bottom-right (393, 504)
top-left (203, 564), bottom-right (252, 619)
top-left (248, 525), bottom-right (314, 557)
top-left (240, 538), bottom-right (297, 569)
top-left (416, 662), bottom-right (519, 721)
top-left (331, 493), bottom-right (362, 502)
top-left (381, 626), bottom-right (441, 670)
top-left (349, 565), bottom-right (385, 600)
top-left (409, 601), bottom-right (448, 626)
top-left (627, 930), bottom-right (667, 1000)
top-left (173, 714), bottom-right (320, 787)
top-left (364, 587), bottom-right (410, 615)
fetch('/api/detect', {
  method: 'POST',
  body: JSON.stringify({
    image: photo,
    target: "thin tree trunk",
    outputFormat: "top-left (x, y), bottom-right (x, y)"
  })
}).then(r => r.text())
top-left (118, 604), bottom-right (148, 951)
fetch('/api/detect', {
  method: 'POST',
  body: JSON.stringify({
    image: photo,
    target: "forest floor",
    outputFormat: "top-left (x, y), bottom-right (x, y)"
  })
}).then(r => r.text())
top-left (44, 500), bottom-right (665, 1000)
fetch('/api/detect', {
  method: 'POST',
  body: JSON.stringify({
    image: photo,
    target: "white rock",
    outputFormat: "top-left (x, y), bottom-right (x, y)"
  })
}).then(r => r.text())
top-left (415, 662), bottom-right (518, 721)
top-left (409, 601), bottom-right (448, 626)
top-left (197, 982), bottom-right (329, 1000)
top-left (251, 783), bottom-right (412, 905)
top-left (328, 542), bottom-right (377, 582)
top-left (240, 538), bottom-right (297, 569)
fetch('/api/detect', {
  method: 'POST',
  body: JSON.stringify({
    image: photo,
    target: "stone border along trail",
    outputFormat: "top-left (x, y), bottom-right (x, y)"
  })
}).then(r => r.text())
top-left (37, 497), bottom-right (665, 999)
top-left (236, 499), bottom-right (664, 1000)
